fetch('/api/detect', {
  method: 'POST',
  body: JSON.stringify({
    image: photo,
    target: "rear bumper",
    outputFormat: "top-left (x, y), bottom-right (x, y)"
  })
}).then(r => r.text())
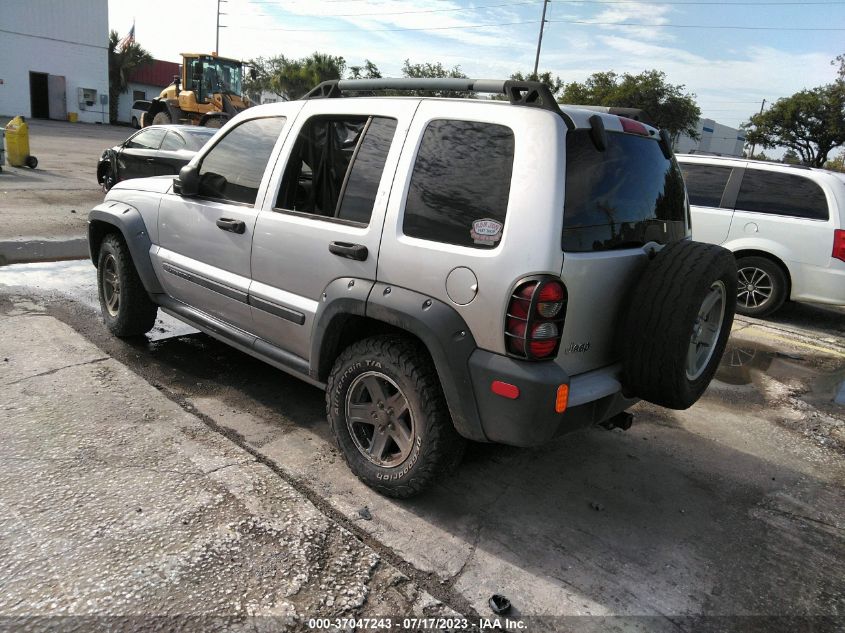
top-left (468, 350), bottom-right (636, 447)
top-left (790, 260), bottom-right (845, 305)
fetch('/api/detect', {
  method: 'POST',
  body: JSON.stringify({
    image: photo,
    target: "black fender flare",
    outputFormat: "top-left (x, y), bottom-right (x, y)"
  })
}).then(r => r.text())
top-left (311, 280), bottom-right (487, 443)
top-left (88, 206), bottom-right (164, 296)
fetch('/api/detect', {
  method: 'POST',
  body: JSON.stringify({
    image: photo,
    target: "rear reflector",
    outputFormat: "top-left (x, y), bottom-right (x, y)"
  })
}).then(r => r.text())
top-left (620, 117), bottom-right (648, 136)
top-left (555, 384), bottom-right (569, 413)
top-left (834, 229), bottom-right (845, 263)
top-left (491, 380), bottom-right (520, 400)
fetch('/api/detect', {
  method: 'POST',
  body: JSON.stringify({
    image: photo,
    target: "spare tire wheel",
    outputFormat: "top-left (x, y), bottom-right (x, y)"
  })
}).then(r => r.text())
top-left (620, 241), bottom-right (737, 410)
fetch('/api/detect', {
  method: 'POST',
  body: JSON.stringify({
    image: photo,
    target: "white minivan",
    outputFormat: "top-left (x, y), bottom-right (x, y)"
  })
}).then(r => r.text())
top-left (678, 154), bottom-right (845, 317)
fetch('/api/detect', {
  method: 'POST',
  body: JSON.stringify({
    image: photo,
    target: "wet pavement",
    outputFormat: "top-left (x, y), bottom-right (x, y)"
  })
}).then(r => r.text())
top-left (1, 260), bottom-right (844, 630)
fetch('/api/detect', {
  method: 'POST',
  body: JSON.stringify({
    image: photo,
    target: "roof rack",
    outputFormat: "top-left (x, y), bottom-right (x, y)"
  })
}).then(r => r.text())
top-left (301, 78), bottom-right (567, 119)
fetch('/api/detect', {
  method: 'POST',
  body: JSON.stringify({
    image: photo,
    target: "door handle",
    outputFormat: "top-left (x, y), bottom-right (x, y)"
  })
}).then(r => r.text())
top-left (216, 218), bottom-right (246, 234)
top-left (146, 158), bottom-right (155, 163)
top-left (329, 241), bottom-right (368, 261)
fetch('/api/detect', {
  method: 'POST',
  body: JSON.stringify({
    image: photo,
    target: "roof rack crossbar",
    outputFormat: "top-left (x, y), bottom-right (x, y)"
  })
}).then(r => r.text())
top-left (301, 78), bottom-right (564, 117)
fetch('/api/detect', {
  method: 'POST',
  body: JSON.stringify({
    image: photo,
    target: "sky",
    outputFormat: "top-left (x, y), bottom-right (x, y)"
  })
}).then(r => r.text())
top-left (108, 0), bottom-right (845, 131)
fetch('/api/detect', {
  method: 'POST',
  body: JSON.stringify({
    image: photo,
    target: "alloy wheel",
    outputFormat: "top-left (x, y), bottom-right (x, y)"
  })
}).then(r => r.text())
top-left (737, 266), bottom-right (773, 310)
top-left (686, 281), bottom-right (727, 380)
top-left (345, 371), bottom-right (416, 467)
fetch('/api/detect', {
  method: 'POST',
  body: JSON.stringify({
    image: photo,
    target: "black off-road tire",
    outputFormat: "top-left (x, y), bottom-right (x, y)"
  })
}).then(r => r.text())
top-left (131, 116), bottom-right (139, 129)
top-left (97, 233), bottom-right (158, 337)
top-left (152, 111), bottom-right (172, 126)
top-left (326, 336), bottom-right (465, 498)
top-left (620, 241), bottom-right (737, 410)
top-left (734, 255), bottom-right (788, 318)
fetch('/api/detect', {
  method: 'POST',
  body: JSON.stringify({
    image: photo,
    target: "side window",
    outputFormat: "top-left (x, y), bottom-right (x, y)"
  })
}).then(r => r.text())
top-left (679, 163), bottom-right (733, 208)
top-left (735, 169), bottom-right (829, 220)
top-left (197, 116), bottom-right (286, 205)
top-left (125, 128), bottom-right (166, 150)
top-left (403, 120), bottom-right (514, 249)
top-left (276, 116), bottom-right (398, 225)
top-left (160, 131), bottom-right (186, 151)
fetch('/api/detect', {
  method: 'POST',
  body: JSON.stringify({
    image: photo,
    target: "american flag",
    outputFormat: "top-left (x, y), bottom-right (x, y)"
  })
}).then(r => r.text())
top-left (117, 22), bottom-right (135, 51)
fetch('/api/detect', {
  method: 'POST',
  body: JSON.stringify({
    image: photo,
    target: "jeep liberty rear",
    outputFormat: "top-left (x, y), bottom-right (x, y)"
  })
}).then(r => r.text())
top-left (89, 78), bottom-right (737, 497)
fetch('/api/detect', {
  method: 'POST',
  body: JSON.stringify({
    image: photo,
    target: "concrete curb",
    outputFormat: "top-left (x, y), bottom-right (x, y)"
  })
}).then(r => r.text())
top-left (0, 237), bottom-right (89, 266)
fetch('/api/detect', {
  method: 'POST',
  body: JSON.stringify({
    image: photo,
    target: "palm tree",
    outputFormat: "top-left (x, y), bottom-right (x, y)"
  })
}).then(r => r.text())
top-left (108, 30), bottom-right (153, 124)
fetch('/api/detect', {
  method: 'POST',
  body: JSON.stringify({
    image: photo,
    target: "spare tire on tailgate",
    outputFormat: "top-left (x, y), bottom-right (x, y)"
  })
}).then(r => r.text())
top-left (620, 240), bottom-right (737, 410)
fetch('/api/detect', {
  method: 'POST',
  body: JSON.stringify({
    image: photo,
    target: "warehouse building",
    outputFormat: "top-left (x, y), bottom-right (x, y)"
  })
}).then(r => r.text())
top-left (0, 0), bottom-right (109, 124)
top-left (674, 118), bottom-right (746, 157)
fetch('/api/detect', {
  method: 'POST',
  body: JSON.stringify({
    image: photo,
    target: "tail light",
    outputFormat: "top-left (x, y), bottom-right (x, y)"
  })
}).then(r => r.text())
top-left (505, 277), bottom-right (567, 360)
top-left (834, 229), bottom-right (845, 263)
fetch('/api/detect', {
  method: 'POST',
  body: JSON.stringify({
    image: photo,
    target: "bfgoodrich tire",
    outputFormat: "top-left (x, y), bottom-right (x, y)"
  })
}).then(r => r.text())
top-left (621, 241), bottom-right (737, 410)
top-left (97, 233), bottom-right (158, 337)
top-left (326, 336), bottom-right (465, 498)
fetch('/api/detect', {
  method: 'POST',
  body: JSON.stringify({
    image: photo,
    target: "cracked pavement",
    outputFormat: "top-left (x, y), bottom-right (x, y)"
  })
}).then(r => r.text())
top-left (0, 308), bottom-right (458, 630)
top-left (0, 263), bottom-right (844, 631)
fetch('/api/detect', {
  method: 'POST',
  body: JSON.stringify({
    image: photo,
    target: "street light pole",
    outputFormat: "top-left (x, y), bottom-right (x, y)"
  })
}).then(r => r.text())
top-left (532, 0), bottom-right (550, 78)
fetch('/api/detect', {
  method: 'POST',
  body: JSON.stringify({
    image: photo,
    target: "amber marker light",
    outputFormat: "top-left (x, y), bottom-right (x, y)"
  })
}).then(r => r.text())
top-left (555, 384), bottom-right (569, 413)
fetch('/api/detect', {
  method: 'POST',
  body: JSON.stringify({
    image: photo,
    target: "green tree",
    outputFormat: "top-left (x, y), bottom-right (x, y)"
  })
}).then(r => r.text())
top-left (349, 60), bottom-right (381, 80)
top-left (782, 149), bottom-right (801, 164)
top-left (108, 30), bottom-right (152, 124)
top-left (742, 84), bottom-right (845, 167)
top-left (825, 151), bottom-right (845, 173)
top-left (244, 52), bottom-right (346, 101)
top-left (399, 60), bottom-right (469, 97)
top-left (559, 70), bottom-right (701, 141)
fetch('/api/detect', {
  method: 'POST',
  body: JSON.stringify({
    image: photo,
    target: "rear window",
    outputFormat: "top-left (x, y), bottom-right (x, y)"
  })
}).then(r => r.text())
top-left (735, 169), bottom-right (829, 220)
top-left (680, 163), bottom-right (733, 208)
top-left (563, 130), bottom-right (687, 252)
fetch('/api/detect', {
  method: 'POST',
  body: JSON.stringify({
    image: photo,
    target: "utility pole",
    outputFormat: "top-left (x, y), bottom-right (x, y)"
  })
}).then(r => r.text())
top-left (216, 0), bottom-right (226, 54)
top-left (748, 98), bottom-right (766, 157)
top-left (532, 0), bottom-right (550, 78)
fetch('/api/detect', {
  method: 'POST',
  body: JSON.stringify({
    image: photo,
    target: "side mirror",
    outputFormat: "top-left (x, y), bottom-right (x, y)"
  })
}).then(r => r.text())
top-left (174, 164), bottom-right (199, 197)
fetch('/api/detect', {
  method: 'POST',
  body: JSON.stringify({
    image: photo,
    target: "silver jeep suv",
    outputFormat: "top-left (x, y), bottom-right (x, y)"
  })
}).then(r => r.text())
top-left (89, 79), bottom-right (737, 497)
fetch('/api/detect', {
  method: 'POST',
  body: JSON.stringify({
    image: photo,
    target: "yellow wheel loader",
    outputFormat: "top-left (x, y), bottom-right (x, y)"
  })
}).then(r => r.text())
top-left (144, 53), bottom-right (252, 128)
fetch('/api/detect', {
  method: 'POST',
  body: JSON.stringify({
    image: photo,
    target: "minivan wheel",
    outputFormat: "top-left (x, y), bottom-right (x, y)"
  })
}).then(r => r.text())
top-left (97, 234), bottom-right (158, 337)
top-left (326, 336), bottom-right (465, 498)
top-left (620, 241), bottom-right (737, 410)
top-left (734, 256), bottom-right (787, 317)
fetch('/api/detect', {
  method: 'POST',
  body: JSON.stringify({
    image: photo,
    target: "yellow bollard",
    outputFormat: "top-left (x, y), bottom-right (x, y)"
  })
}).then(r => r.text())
top-left (5, 116), bottom-right (38, 169)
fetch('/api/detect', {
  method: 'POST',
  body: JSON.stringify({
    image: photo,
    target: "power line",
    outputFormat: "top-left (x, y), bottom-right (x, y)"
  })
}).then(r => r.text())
top-left (222, 18), bottom-right (845, 31)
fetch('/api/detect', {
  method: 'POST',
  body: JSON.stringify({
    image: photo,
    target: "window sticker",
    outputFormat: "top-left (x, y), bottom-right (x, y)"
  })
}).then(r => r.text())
top-left (471, 218), bottom-right (503, 245)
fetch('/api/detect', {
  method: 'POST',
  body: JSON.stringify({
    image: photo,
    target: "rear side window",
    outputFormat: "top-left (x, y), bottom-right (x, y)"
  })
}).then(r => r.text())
top-left (126, 128), bottom-right (166, 150)
top-left (403, 120), bottom-right (514, 249)
top-left (680, 163), bottom-right (733, 208)
top-left (160, 131), bottom-right (186, 151)
top-left (276, 116), bottom-right (397, 225)
top-left (563, 130), bottom-right (687, 252)
top-left (198, 116), bottom-right (286, 205)
top-left (735, 169), bottom-right (829, 220)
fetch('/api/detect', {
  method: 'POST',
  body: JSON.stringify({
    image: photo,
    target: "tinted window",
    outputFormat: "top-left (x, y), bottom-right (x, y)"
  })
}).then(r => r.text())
top-left (126, 128), bottom-right (166, 150)
top-left (183, 129), bottom-right (215, 151)
top-left (680, 163), bottom-right (733, 208)
top-left (403, 120), bottom-right (514, 249)
top-left (735, 169), bottom-right (829, 220)
top-left (132, 100), bottom-right (149, 111)
top-left (160, 131), bottom-right (186, 151)
top-left (563, 130), bottom-right (687, 252)
top-left (198, 116), bottom-right (286, 205)
top-left (277, 116), bottom-right (397, 225)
